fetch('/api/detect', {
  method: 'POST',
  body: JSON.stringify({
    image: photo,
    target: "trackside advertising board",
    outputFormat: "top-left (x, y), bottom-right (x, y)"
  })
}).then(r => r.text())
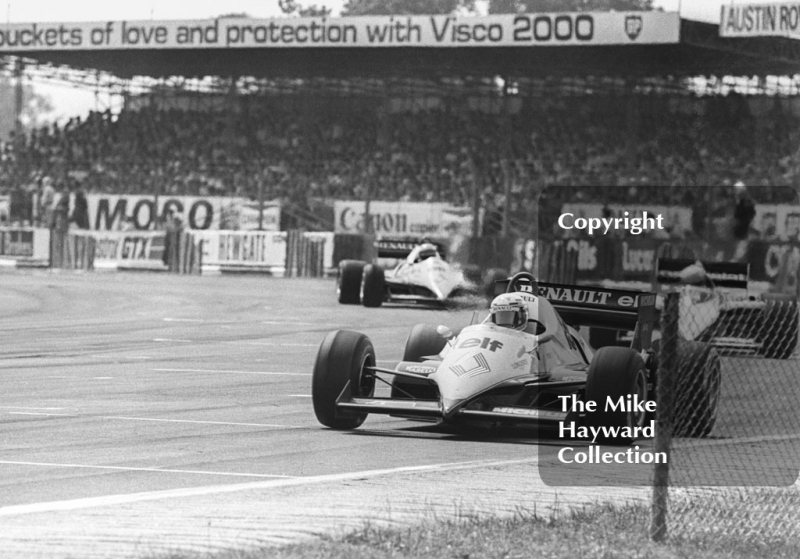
top-left (85, 194), bottom-right (280, 232)
top-left (0, 227), bottom-right (50, 261)
top-left (334, 201), bottom-right (475, 237)
top-left (197, 230), bottom-right (335, 273)
top-left (87, 231), bottom-right (167, 270)
top-left (720, 2), bottom-right (800, 37)
top-left (0, 13), bottom-right (679, 52)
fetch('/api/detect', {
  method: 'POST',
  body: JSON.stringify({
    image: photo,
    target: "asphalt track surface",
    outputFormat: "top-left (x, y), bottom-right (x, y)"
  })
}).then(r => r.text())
top-left (0, 271), bottom-right (667, 558)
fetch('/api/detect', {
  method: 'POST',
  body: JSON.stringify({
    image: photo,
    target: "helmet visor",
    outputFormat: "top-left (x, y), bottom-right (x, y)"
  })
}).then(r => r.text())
top-left (494, 309), bottom-right (520, 328)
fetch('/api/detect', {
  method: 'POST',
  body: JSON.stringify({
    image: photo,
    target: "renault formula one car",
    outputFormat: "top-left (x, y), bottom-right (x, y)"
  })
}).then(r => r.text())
top-left (313, 272), bottom-right (721, 441)
top-left (590, 259), bottom-right (799, 360)
top-left (336, 239), bottom-right (483, 307)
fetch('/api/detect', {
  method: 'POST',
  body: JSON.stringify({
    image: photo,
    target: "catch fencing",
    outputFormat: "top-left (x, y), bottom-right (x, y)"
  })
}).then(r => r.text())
top-left (651, 288), bottom-right (800, 543)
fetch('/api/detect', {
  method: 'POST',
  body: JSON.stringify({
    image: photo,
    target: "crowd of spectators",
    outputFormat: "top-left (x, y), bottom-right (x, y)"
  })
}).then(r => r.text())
top-left (1, 92), bottom-right (798, 234)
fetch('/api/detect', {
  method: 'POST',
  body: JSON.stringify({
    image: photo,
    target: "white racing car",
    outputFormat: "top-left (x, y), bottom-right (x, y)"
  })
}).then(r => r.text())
top-left (314, 272), bottom-right (721, 441)
top-left (336, 239), bottom-right (487, 307)
top-left (590, 259), bottom-right (799, 360)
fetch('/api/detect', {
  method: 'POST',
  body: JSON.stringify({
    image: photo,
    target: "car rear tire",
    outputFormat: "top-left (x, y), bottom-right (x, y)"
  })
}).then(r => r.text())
top-left (758, 296), bottom-right (799, 360)
top-left (312, 330), bottom-right (376, 430)
top-left (360, 264), bottom-right (385, 308)
top-left (674, 341), bottom-right (721, 438)
top-left (583, 347), bottom-right (650, 445)
top-left (337, 260), bottom-right (366, 305)
top-left (391, 323), bottom-right (445, 400)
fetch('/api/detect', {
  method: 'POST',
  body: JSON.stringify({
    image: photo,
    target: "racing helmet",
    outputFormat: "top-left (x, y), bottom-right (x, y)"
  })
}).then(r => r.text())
top-left (410, 243), bottom-right (439, 263)
top-left (490, 293), bottom-right (528, 331)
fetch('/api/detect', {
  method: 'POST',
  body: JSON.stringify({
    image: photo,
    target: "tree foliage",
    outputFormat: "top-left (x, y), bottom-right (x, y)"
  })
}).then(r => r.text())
top-left (342, 0), bottom-right (475, 16)
top-left (279, 0), bottom-right (332, 17)
top-left (488, 0), bottom-right (654, 13)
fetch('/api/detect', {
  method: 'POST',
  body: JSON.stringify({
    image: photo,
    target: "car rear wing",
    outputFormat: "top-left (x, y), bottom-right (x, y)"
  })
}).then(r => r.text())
top-left (656, 258), bottom-right (749, 289)
top-left (375, 238), bottom-right (446, 260)
top-left (494, 279), bottom-right (656, 350)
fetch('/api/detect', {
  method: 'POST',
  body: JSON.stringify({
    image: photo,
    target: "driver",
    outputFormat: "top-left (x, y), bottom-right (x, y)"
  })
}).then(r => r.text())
top-left (408, 243), bottom-right (439, 264)
top-left (489, 293), bottom-right (530, 331)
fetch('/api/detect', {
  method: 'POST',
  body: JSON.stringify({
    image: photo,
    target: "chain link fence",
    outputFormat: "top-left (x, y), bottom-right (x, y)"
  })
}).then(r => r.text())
top-left (651, 284), bottom-right (800, 543)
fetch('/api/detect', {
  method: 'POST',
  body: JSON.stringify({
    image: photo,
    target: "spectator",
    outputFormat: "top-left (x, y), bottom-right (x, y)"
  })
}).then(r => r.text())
top-left (70, 187), bottom-right (90, 229)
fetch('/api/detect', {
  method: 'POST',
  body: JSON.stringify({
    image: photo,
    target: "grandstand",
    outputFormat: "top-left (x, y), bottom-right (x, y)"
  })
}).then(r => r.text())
top-left (1, 12), bottom-right (799, 237)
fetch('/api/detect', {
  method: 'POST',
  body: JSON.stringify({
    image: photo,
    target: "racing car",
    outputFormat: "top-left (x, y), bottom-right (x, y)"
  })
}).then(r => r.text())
top-left (590, 258), bottom-right (799, 360)
top-left (313, 272), bottom-right (721, 441)
top-left (336, 238), bottom-right (486, 307)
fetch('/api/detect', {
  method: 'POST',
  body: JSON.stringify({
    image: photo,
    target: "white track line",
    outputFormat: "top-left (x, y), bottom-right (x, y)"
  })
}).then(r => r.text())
top-left (0, 407), bottom-right (65, 411)
top-left (154, 368), bottom-right (310, 376)
top-left (153, 338), bottom-right (193, 343)
top-left (223, 341), bottom-right (318, 347)
top-left (8, 412), bottom-right (296, 428)
top-left (103, 416), bottom-right (295, 428)
top-left (261, 321), bottom-right (317, 326)
top-left (0, 461), bottom-right (295, 480)
top-left (0, 457), bottom-right (539, 517)
top-left (9, 412), bottom-right (73, 417)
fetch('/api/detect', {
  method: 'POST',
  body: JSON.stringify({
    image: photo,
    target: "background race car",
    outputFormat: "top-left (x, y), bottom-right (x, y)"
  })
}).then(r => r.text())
top-left (590, 258), bottom-right (799, 360)
top-left (314, 272), bottom-right (722, 441)
top-left (336, 238), bottom-right (499, 308)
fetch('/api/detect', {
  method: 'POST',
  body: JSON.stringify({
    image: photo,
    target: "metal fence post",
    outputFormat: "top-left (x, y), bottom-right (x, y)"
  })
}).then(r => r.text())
top-left (650, 291), bottom-right (679, 542)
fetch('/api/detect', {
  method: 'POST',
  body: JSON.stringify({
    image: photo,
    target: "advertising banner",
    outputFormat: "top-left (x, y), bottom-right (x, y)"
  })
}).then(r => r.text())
top-left (0, 13), bottom-right (680, 52)
top-left (334, 200), bottom-right (474, 238)
top-left (752, 204), bottom-right (800, 241)
top-left (568, 236), bottom-right (799, 288)
top-left (745, 239), bottom-right (800, 283)
top-left (88, 231), bottom-right (167, 270)
top-left (85, 194), bottom-right (280, 232)
top-left (199, 230), bottom-right (288, 271)
top-left (720, 2), bottom-right (800, 37)
top-left (0, 227), bottom-right (50, 261)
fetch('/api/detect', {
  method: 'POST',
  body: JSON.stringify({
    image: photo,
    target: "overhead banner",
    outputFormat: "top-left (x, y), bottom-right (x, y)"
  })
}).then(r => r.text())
top-left (720, 2), bottom-right (800, 37)
top-left (85, 194), bottom-right (280, 232)
top-left (334, 200), bottom-right (475, 238)
top-left (0, 13), bottom-right (680, 52)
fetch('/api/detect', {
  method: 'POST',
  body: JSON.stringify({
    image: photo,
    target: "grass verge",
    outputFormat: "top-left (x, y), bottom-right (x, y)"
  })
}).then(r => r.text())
top-left (153, 499), bottom-right (800, 559)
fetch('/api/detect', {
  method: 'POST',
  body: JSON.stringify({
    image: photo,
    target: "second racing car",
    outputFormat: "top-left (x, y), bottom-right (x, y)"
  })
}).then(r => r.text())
top-left (590, 258), bottom-right (799, 360)
top-left (336, 238), bottom-right (488, 308)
